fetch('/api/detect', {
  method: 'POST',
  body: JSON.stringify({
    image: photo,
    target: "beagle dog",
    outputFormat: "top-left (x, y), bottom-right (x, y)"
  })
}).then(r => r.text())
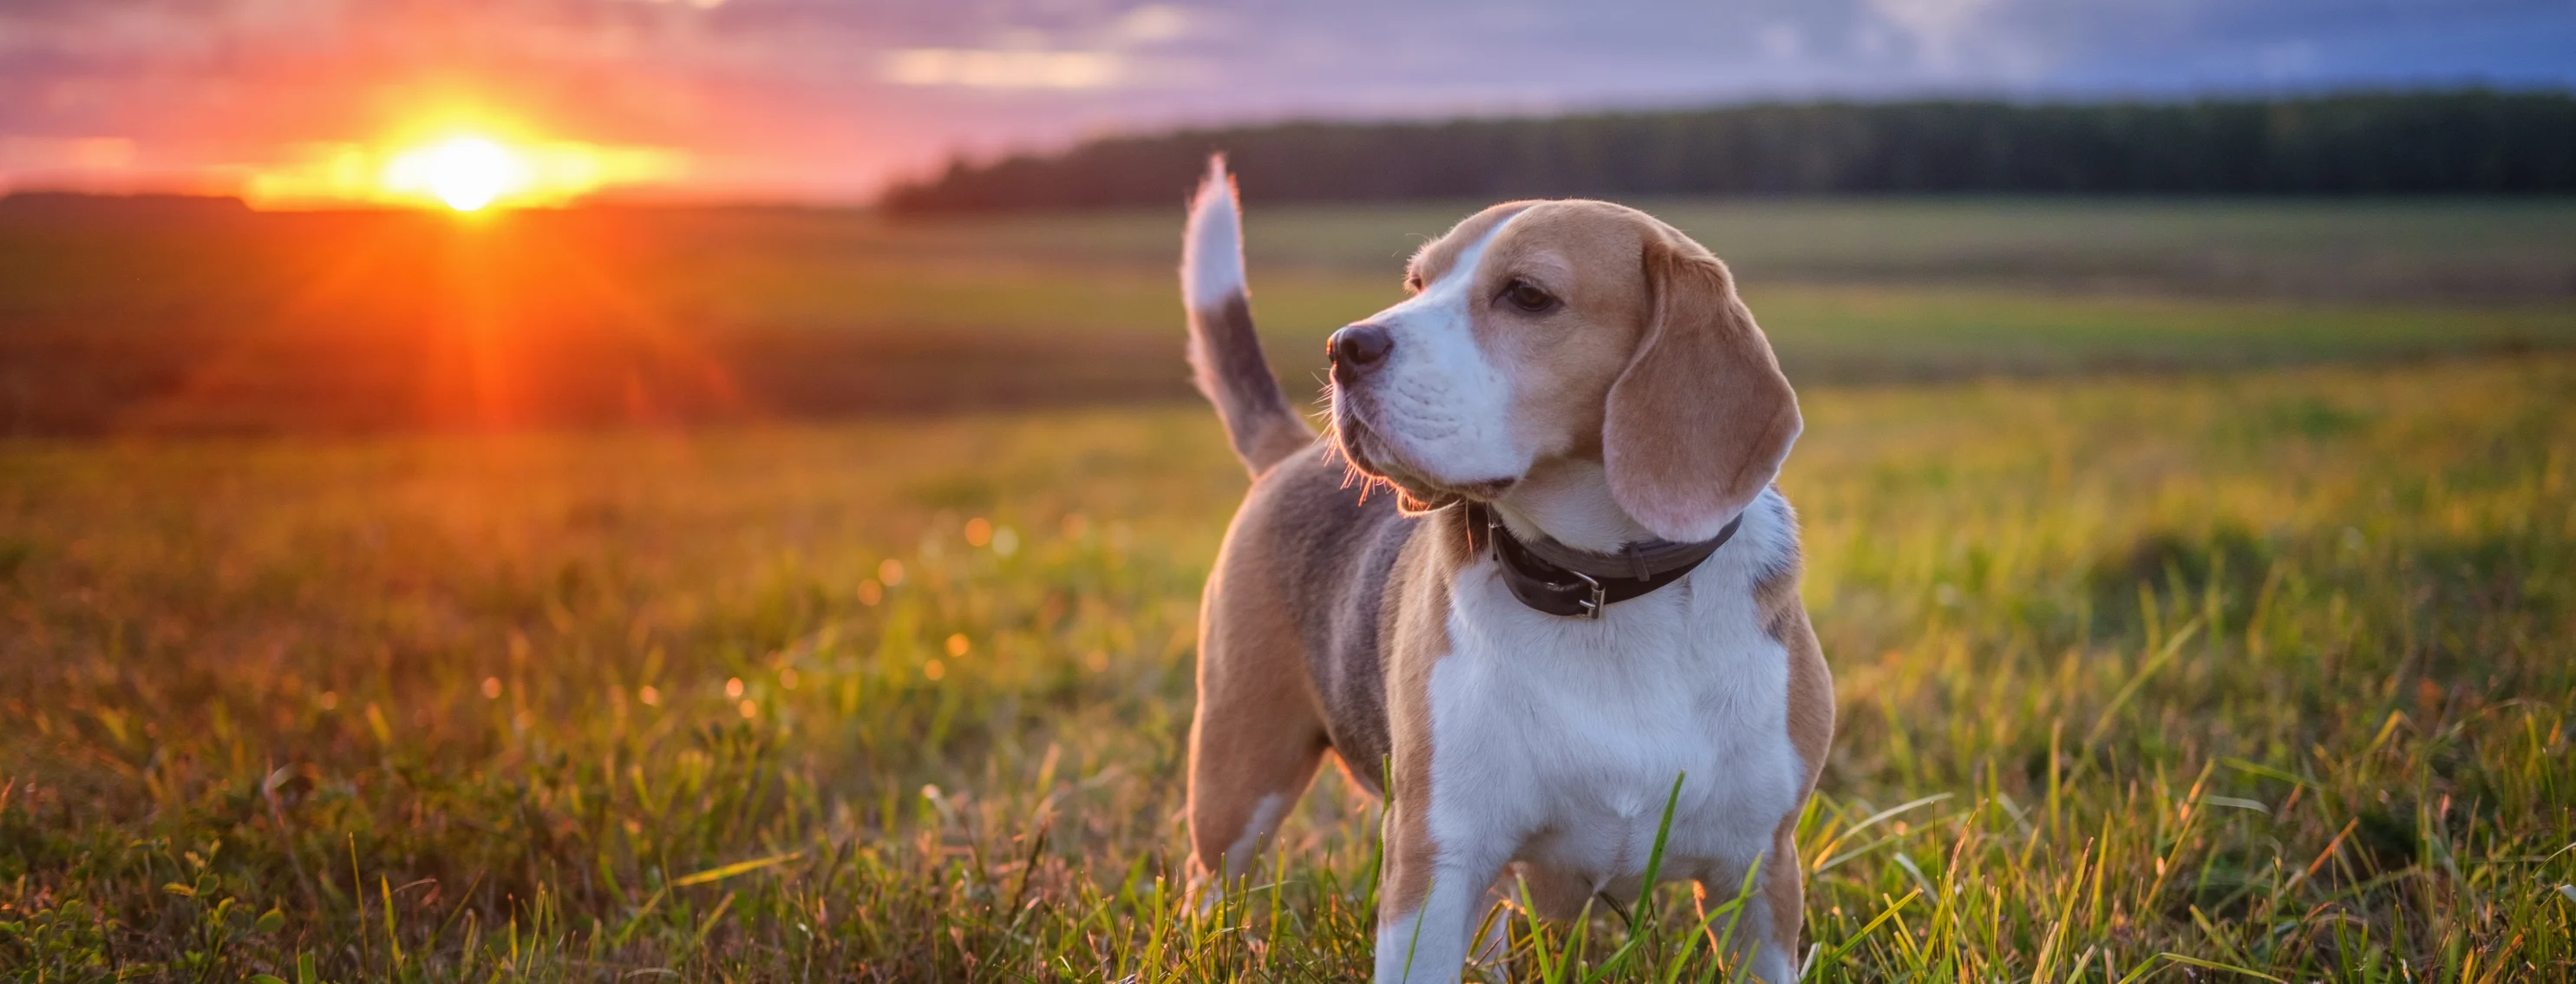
top-left (1179, 158), bottom-right (1832, 983)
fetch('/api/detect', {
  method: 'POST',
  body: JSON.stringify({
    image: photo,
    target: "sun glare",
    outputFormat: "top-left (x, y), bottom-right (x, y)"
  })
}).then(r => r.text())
top-left (243, 117), bottom-right (685, 212)
top-left (386, 136), bottom-right (529, 212)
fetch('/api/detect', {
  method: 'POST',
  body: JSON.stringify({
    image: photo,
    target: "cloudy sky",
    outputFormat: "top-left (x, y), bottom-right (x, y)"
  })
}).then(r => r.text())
top-left (3, 0), bottom-right (2570, 201)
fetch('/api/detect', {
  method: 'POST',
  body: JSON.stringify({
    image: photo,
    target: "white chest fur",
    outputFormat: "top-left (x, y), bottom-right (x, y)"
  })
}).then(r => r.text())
top-left (1424, 491), bottom-right (1804, 899)
top-left (1371, 491), bottom-right (1812, 984)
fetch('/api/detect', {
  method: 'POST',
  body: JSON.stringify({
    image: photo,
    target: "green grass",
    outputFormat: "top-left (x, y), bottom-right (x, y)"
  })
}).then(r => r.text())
top-left (892, 196), bottom-right (2576, 299)
top-left (4, 199), bottom-right (2573, 432)
top-left (5, 357), bottom-right (2572, 981)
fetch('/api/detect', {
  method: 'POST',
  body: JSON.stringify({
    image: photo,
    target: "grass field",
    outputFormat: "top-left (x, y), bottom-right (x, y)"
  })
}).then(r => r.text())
top-left (3, 197), bottom-right (2573, 433)
top-left (5, 353), bottom-right (2573, 980)
top-left (3, 194), bottom-right (2573, 980)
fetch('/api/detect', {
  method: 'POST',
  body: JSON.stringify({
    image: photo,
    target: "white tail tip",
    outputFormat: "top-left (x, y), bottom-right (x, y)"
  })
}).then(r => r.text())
top-left (1182, 154), bottom-right (1244, 310)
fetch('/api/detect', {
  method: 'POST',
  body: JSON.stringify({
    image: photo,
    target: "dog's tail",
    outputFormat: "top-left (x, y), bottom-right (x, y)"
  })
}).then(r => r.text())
top-left (1183, 155), bottom-right (1311, 476)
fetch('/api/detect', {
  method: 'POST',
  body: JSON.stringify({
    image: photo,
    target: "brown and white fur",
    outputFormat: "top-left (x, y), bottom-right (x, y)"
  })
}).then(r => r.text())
top-left (1179, 157), bottom-right (1833, 983)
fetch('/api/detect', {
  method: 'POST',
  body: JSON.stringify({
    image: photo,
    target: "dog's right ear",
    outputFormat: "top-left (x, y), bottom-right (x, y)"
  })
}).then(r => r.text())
top-left (1602, 231), bottom-right (1801, 543)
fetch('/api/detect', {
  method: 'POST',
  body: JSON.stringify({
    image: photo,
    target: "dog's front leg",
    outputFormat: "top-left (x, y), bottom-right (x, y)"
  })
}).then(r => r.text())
top-left (1691, 883), bottom-right (1798, 983)
top-left (1374, 803), bottom-right (1508, 984)
top-left (1695, 829), bottom-right (1804, 984)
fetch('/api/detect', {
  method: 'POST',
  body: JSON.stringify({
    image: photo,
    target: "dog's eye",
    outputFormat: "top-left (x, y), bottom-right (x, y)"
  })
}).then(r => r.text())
top-left (1402, 271), bottom-right (1424, 293)
top-left (1500, 279), bottom-right (1556, 313)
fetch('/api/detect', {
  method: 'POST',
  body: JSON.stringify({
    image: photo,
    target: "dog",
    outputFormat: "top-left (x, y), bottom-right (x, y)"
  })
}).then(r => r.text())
top-left (1177, 156), bottom-right (1832, 983)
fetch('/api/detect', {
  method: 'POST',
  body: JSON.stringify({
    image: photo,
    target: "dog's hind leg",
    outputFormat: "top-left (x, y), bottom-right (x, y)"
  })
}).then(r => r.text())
top-left (1186, 556), bottom-right (1329, 893)
top-left (1184, 679), bottom-right (1324, 892)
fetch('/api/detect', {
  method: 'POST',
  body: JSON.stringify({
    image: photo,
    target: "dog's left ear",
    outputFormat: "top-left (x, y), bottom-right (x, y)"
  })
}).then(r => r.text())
top-left (1604, 231), bottom-right (1801, 542)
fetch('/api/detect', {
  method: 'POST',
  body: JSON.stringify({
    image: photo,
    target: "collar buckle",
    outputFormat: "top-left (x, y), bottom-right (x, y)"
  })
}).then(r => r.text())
top-left (1566, 568), bottom-right (1606, 620)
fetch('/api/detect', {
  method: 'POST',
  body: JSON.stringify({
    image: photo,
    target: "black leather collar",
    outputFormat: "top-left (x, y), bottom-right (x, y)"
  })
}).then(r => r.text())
top-left (1461, 502), bottom-right (1742, 619)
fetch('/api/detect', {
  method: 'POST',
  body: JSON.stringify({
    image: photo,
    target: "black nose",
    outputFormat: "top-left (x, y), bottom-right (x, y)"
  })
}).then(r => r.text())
top-left (1328, 324), bottom-right (1393, 380)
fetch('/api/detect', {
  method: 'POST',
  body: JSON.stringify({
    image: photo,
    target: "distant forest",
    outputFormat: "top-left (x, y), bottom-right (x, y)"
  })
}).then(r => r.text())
top-left (882, 90), bottom-right (2576, 212)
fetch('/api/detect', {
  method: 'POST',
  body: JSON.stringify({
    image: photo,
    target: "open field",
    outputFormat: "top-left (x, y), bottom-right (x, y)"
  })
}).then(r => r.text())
top-left (3, 197), bottom-right (2573, 433)
top-left (4, 357), bottom-right (2572, 981)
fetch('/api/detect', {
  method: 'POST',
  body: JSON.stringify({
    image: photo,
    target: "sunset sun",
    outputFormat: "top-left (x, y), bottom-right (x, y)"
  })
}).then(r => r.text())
top-left (385, 136), bottom-right (530, 211)
top-left (237, 110), bottom-right (688, 210)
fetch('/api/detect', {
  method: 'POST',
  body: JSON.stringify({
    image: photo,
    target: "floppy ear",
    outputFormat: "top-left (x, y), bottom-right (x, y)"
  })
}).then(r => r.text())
top-left (1603, 233), bottom-right (1801, 542)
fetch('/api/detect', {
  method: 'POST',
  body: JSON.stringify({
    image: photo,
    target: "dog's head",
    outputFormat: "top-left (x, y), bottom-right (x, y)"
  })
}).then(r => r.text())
top-left (1327, 200), bottom-right (1800, 542)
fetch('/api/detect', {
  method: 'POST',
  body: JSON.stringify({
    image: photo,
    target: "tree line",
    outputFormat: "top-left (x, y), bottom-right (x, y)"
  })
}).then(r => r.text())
top-left (881, 89), bottom-right (2576, 212)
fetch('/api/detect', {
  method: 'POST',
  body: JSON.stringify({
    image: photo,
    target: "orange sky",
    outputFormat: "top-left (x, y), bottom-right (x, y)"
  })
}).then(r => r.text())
top-left (3, 0), bottom-right (2568, 207)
